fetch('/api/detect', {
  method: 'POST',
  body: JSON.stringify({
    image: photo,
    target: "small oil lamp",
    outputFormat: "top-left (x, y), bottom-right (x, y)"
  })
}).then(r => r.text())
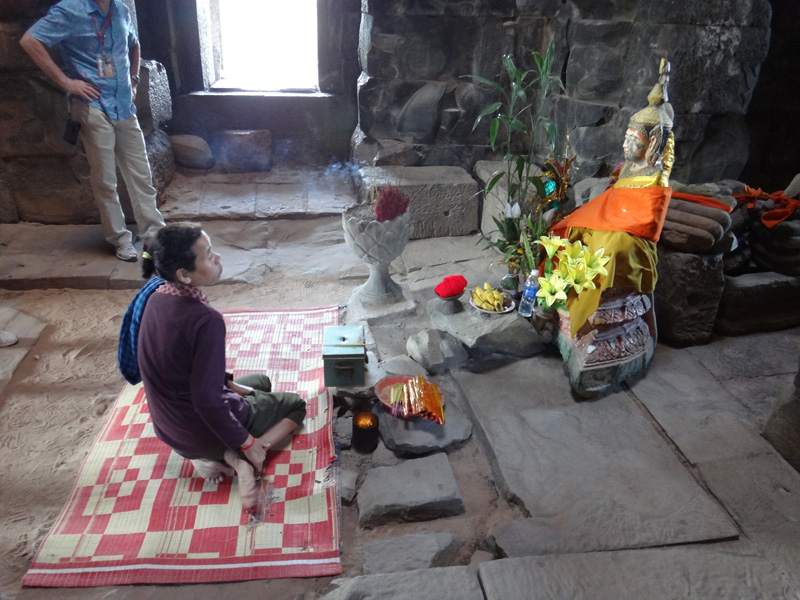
top-left (352, 412), bottom-right (379, 453)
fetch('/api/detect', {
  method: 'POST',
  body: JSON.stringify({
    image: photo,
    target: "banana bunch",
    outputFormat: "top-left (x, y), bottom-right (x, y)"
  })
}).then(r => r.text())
top-left (472, 282), bottom-right (505, 312)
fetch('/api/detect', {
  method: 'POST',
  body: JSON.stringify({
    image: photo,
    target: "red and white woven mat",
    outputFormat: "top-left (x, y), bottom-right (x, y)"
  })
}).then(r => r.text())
top-left (23, 307), bottom-right (341, 587)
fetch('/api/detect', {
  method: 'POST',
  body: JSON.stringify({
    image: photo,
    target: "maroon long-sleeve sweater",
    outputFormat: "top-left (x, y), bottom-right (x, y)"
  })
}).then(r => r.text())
top-left (138, 293), bottom-right (250, 459)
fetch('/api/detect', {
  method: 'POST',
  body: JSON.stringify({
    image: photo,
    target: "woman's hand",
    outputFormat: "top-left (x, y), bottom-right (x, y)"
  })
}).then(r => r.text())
top-left (227, 380), bottom-right (254, 397)
top-left (240, 435), bottom-right (269, 473)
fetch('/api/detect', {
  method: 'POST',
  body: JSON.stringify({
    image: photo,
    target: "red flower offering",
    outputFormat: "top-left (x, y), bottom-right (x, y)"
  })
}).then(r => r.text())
top-left (435, 274), bottom-right (468, 298)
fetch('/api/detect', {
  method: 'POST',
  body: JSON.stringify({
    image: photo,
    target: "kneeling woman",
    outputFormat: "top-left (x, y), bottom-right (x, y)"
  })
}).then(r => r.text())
top-left (137, 223), bottom-right (306, 509)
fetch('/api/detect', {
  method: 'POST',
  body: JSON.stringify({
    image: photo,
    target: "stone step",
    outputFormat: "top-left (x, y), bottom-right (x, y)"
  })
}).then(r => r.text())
top-left (320, 566), bottom-right (483, 600)
top-left (479, 542), bottom-right (796, 599)
top-left (453, 357), bottom-right (738, 556)
top-left (358, 452), bottom-right (465, 528)
top-left (160, 166), bottom-right (356, 222)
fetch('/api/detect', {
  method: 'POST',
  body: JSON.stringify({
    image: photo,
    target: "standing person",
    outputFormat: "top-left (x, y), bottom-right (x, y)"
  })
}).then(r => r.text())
top-left (135, 223), bottom-right (307, 510)
top-left (20, 0), bottom-right (165, 262)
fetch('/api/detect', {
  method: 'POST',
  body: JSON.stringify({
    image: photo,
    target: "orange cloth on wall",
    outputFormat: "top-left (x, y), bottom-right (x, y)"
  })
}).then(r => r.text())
top-left (670, 191), bottom-right (734, 213)
top-left (550, 186), bottom-right (672, 242)
top-left (733, 185), bottom-right (800, 228)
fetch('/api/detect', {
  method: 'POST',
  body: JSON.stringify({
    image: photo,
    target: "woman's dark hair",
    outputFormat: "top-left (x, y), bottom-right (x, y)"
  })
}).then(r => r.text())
top-left (141, 222), bottom-right (203, 282)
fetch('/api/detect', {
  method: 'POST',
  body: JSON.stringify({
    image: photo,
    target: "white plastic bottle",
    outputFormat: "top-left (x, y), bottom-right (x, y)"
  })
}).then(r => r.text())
top-left (517, 269), bottom-right (539, 317)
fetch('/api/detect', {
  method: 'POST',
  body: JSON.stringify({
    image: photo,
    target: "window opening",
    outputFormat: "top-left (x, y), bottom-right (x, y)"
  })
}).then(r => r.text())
top-left (213, 0), bottom-right (318, 92)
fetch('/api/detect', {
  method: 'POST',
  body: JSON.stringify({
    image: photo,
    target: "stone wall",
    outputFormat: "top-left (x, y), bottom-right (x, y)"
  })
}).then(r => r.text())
top-left (0, 0), bottom-right (174, 225)
top-left (354, 0), bottom-right (774, 185)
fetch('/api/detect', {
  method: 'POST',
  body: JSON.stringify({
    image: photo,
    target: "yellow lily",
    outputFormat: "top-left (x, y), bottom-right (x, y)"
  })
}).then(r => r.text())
top-left (563, 262), bottom-right (597, 294)
top-left (557, 240), bottom-right (585, 266)
top-left (536, 273), bottom-right (568, 307)
top-left (535, 234), bottom-right (567, 259)
top-left (583, 247), bottom-right (610, 278)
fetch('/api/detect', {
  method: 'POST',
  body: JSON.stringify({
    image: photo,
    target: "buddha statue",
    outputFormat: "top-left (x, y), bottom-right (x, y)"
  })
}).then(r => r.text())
top-left (549, 59), bottom-right (674, 398)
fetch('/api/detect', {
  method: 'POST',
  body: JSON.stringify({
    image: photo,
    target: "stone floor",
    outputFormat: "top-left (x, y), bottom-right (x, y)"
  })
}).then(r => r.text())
top-left (1, 166), bottom-right (799, 599)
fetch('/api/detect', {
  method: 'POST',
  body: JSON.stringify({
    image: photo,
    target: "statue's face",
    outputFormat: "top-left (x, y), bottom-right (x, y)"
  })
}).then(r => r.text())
top-left (623, 128), bottom-right (647, 162)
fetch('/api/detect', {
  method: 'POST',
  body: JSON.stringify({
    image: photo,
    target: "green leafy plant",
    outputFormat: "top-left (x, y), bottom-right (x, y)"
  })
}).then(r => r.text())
top-left (466, 40), bottom-right (569, 275)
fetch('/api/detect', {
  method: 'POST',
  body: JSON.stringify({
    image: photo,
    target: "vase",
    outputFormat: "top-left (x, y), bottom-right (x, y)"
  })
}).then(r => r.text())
top-left (342, 204), bottom-right (410, 305)
top-left (500, 266), bottom-right (520, 304)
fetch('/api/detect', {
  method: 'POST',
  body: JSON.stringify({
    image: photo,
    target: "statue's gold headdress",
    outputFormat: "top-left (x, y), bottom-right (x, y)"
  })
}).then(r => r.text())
top-left (629, 58), bottom-right (673, 136)
top-left (628, 58), bottom-right (675, 177)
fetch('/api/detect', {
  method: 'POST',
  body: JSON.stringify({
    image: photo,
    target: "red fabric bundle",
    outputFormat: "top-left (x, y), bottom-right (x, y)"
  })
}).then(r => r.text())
top-left (435, 275), bottom-right (468, 298)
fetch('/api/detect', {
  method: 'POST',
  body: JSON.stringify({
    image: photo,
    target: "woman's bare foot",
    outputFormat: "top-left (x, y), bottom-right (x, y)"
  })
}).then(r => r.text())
top-left (191, 459), bottom-right (234, 485)
top-left (223, 449), bottom-right (259, 509)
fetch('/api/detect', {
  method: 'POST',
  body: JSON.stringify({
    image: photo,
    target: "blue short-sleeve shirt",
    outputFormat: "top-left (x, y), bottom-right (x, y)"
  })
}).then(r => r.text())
top-left (27, 0), bottom-right (138, 121)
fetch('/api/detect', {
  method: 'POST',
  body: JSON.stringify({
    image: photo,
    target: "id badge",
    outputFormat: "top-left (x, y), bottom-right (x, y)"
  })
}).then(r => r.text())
top-left (97, 54), bottom-right (115, 78)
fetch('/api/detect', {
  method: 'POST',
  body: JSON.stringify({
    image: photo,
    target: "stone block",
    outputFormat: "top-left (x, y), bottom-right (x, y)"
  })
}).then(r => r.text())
top-left (453, 360), bottom-right (738, 555)
top-left (143, 128), bottom-right (174, 196)
top-left (763, 395), bottom-right (800, 474)
top-left (362, 532), bottom-right (460, 574)
top-left (676, 114), bottom-right (751, 184)
top-left (369, 439), bottom-right (405, 468)
top-left (357, 166), bottom-right (479, 239)
top-left (715, 272), bottom-right (800, 335)
top-left (334, 416), bottom-right (352, 449)
top-left (350, 125), bottom-right (378, 167)
top-left (0, 164), bottom-right (19, 223)
top-left (397, 81), bottom-right (447, 145)
top-left (473, 160), bottom-right (545, 241)
top-left (479, 544), bottom-right (793, 600)
top-left (784, 172), bottom-right (800, 199)
top-left (636, 0), bottom-right (772, 28)
top-left (170, 134), bottom-right (214, 170)
top-left (339, 468), bottom-right (358, 506)
top-left (377, 355), bottom-right (428, 377)
top-left (374, 139), bottom-right (421, 166)
top-left (320, 566), bottom-right (483, 600)
top-left (572, 176), bottom-right (609, 207)
top-left (406, 328), bottom-right (468, 375)
top-left (698, 453), bottom-right (800, 591)
top-left (0, 1), bottom-right (50, 20)
top-left (0, 21), bottom-right (33, 70)
top-left (0, 73), bottom-right (72, 158)
top-left (565, 44), bottom-right (625, 103)
top-left (428, 301), bottom-right (546, 358)
top-left (630, 345), bottom-right (768, 465)
top-left (378, 401), bottom-right (472, 456)
top-left (209, 130), bottom-right (273, 173)
top-left (654, 248), bottom-right (725, 346)
top-left (134, 60), bottom-right (172, 137)
top-left (358, 453), bottom-right (465, 528)
top-left (628, 23), bottom-right (769, 117)
top-left (3, 155), bottom-right (96, 224)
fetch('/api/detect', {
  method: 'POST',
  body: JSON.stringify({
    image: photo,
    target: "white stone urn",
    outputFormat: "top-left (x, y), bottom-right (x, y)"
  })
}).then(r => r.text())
top-left (342, 203), bottom-right (410, 304)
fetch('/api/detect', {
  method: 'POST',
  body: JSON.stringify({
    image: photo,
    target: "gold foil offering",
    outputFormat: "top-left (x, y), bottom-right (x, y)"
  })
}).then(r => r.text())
top-left (389, 376), bottom-right (445, 425)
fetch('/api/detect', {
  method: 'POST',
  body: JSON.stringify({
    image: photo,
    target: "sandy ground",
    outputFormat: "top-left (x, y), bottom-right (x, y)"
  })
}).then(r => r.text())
top-left (0, 223), bottom-right (519, 600)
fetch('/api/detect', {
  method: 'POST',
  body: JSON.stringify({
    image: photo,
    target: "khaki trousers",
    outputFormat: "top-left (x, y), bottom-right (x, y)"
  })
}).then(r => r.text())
top-left (72, 100), bottom-right (165, 247)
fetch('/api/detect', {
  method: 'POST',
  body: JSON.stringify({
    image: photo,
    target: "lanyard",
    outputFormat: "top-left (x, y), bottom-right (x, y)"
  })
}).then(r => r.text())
top-left (90, 5), bottom-right (113, 53)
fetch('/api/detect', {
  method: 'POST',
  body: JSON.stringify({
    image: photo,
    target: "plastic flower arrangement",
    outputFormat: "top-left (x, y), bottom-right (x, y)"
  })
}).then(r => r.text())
top-left (371, 185), bottom-right (411, 222)
top-left (534, 234), bottom-right (610, 309)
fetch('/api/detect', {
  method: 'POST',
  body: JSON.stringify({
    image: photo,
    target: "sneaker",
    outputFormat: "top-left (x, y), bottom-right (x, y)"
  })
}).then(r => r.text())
top-left (115, 243), bottom-right (138, 262)
top-left (0, 330), bottom-right (18, 347)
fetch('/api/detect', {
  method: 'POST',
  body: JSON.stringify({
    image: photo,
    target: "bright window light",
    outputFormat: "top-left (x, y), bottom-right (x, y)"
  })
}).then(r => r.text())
top-left (217, 1), bottom-right (318, 91)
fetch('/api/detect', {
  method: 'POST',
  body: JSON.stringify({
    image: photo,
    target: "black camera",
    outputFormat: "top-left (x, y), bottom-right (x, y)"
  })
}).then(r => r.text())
top-left (63, 118), bottom-right (80, 145)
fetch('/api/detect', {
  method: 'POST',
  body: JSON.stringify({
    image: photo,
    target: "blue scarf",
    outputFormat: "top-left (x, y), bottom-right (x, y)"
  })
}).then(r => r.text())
top-left (117, 277), bottom-right (164, 385)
